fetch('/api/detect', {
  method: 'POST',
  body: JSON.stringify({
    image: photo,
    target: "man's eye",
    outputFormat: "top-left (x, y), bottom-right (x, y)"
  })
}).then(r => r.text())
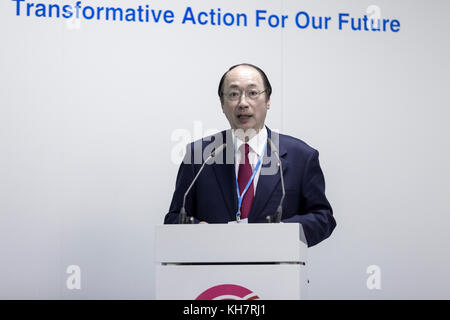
top-left (229, 92), bottom-right (240, 97)
top-left (248, 90), bottom-right (259, 97)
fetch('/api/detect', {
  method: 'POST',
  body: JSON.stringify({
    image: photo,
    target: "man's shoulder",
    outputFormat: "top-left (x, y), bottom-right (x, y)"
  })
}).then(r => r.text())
top-left (274, 131), bottom-right (318, 156)
top-left (188, 130), bottom-right (227, 148)
top-left (184, 130), bottom-right (228, 163)
top-left (185, 128), bottom-right (318, 157)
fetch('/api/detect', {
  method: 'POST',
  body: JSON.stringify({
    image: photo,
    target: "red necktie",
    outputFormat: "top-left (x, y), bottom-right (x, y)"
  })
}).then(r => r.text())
top-left (238, 143), bottom-right (254, 219)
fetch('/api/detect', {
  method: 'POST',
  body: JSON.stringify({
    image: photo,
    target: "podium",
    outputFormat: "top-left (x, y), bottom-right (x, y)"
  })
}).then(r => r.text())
top-left (155, 223), bottom-right (308, 300)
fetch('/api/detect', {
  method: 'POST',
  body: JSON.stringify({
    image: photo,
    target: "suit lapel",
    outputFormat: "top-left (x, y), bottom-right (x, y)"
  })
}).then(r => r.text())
top-left (212, 130), bottom-right (237, 220)
top-left (249, 129), bottom-right (288, 220)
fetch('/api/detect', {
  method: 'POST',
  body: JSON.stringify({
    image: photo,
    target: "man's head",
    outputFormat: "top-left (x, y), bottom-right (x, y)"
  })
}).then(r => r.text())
top-left (218, 64), bottom-right (272, 133)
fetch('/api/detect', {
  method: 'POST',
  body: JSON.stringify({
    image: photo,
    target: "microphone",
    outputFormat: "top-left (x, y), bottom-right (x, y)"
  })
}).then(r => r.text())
top-left (179, 143), bottom-right (227, 224)
top-left (265, 138), bottom-right (285, 223)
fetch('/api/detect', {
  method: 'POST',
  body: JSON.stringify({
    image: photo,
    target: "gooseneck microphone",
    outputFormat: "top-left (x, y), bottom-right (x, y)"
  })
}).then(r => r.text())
top-left (266, 138), bottom-right (285, 223)
top-left (178, 143), bottom-right (227, 224)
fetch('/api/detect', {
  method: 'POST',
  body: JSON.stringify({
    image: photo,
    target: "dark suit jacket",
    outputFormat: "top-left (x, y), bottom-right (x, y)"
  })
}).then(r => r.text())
top-left (164, 128), bottom-right (336, 247)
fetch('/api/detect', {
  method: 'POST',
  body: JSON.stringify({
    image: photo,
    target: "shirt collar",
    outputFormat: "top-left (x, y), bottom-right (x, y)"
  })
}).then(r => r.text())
top-left (231, 127), bottom-right (268, 157)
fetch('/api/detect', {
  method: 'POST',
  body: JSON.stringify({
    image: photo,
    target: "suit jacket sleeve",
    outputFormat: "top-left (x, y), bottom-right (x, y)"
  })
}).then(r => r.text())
top-left (282, 149), bottom-right (336, 247)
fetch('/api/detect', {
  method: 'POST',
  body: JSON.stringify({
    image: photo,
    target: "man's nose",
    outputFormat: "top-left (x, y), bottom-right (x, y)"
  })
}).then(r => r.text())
top-left (237, 93), bottom-right (250, 107)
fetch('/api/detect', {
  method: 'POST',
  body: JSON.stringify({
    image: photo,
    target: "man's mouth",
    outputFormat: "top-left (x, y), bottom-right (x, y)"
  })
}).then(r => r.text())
top-left (237, 114), bottom-right (252, 124)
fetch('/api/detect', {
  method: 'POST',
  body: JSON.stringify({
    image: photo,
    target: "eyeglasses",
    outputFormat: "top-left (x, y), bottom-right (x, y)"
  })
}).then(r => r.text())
top-left (223, 89), bottom-right (266, 101)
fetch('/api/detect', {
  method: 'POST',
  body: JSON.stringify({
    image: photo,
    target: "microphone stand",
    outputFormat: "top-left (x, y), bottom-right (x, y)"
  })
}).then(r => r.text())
top-left (179, 144), bottom-right (226, 224)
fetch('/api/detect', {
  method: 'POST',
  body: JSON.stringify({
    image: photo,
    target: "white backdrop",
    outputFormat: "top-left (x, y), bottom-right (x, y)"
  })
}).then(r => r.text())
top-left (1, 0), bottom-right (449, 299)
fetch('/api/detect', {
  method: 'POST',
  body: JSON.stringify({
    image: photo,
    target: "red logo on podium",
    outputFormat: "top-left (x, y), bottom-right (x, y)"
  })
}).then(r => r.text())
top-left (196, 284), bottom-right (260, 300)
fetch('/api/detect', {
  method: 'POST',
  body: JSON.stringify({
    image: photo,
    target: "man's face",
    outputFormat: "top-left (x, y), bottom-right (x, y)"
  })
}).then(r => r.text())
top-left (221, 66), bottom-right (270, 134)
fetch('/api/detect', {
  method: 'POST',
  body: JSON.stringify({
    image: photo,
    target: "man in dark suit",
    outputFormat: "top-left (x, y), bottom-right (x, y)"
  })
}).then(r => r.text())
top-left (164, 63), bottom-right (336, 247)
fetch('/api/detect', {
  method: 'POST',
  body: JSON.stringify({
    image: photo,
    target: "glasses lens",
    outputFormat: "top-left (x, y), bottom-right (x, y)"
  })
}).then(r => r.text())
top-left (226, 89), bottom-right (264, 101)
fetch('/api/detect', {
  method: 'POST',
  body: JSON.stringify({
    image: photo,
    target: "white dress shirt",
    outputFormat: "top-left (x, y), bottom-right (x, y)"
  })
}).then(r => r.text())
top-left (232, 127), bottom-right (268, 195)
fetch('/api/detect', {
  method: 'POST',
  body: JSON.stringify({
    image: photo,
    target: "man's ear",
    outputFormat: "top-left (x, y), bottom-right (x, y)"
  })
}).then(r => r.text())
top-left (267, 99), bottom-right (271, 109)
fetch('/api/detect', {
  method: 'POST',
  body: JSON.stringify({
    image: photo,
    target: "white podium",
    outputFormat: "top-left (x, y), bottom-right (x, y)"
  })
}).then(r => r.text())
top-left (155, 223), bottom-right (308, 300)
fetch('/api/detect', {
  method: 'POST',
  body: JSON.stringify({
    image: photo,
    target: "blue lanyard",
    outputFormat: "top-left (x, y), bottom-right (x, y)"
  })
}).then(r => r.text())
top-left (235, 142), bottom-right (267, 222)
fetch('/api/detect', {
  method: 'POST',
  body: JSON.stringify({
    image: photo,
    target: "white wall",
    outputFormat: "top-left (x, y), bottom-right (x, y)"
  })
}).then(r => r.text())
top-left (1, 0), bottom-right (449, 299)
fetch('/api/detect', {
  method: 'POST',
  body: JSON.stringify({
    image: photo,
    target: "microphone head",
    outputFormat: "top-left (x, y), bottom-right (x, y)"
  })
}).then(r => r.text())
top-left (267, 138), bottom-right (279, 154)
top-left (267, 138), bottom-right (280, 159)
top-left (211, 143), bottom-right (226, 157)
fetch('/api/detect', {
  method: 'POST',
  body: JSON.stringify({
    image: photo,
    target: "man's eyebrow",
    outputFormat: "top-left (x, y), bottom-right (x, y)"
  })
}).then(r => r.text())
top-left (227, 83), bottom-right (258, 89)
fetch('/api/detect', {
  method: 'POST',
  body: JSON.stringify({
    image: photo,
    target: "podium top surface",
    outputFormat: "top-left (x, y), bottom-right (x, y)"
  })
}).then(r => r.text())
top-left (155, 223), bottom-right (307, 264)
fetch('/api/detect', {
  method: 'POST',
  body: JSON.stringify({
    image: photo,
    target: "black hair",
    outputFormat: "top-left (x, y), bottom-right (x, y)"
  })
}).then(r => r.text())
top-left (218, 63), bottom-right (272, 103)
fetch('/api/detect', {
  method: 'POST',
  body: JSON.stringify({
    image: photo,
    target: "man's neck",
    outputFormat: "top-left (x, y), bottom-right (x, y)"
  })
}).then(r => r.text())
top-left (232, 126), bottom-right (264, 142)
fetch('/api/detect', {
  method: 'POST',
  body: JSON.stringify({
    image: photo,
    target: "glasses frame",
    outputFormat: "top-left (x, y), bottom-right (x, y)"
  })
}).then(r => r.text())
top-left (223, 89), bottom-right (267, 102)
